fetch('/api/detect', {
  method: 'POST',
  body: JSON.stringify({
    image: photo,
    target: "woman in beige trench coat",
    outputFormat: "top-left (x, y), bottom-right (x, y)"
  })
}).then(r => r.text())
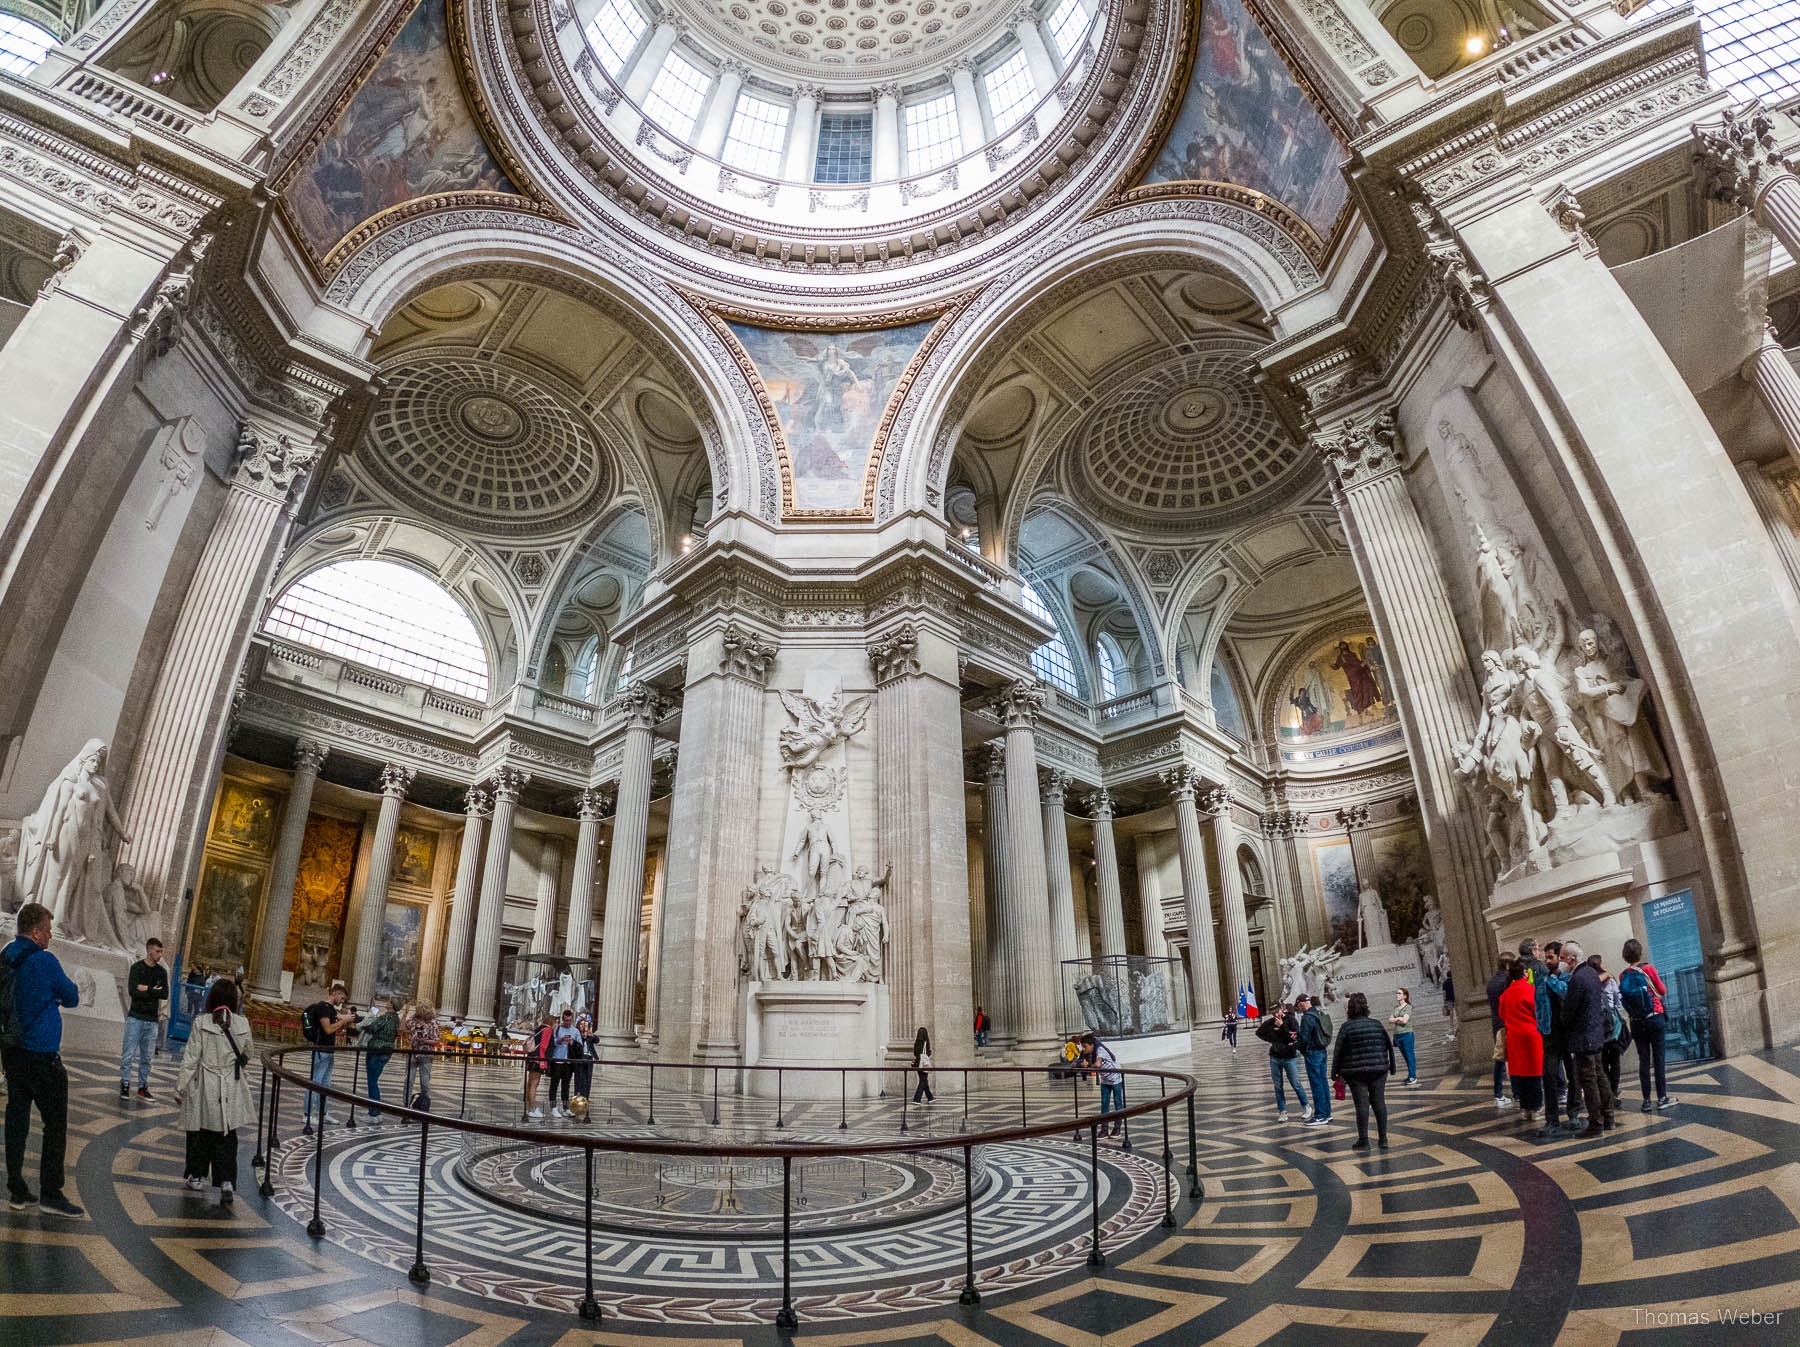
top-left (176, 978), bottom-right (257, 1204)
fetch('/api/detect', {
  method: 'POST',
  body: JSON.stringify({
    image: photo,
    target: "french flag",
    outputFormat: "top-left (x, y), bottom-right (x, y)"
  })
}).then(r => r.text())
top-left (1238, 983), bottom-right (1258, 1018)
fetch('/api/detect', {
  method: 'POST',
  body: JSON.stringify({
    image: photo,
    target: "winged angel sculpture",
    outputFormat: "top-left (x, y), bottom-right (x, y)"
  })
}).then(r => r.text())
top-left (777, 689), bottom-right (870, 770)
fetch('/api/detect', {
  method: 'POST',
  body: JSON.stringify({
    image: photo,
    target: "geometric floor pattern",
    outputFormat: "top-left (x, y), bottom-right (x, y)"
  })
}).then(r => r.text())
top-left (4, 1035), bottom-right (1799, 1345)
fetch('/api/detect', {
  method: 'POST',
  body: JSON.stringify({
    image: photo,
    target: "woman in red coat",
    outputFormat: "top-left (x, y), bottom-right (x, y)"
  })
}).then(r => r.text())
top-left (1498, 960), bottom-right (1547, 1139)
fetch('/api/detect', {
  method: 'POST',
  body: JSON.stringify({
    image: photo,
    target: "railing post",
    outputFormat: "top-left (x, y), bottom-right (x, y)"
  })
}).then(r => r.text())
top-left (776, 1067), bottom-right (785, 1128)
top-left (408, 1116), bottom-right (431, 1283)
top-left (259, 1072), bottom-right (280, 1198)
top-left (520, 1053), bottom-right (531, 1122)
top-left (307, 1096), bottom-right (328, 1238)
top-left (647, 1063), bottom-right (656, 1126)
top-left (961, 1068), bottom-right (969, 1134)
top-left (252, 1063), bottom-right (268, 1169)
top-left (459, 1051), bottom-right (470, 1120)
top-left (959, 1143), bottom-right (980, 1306)
top-left (1087, 1121), bottom-right (1104, 1268)
top-left (1019, 1070), bottom-right (1027, 1129)
top-left (346, 1049), bottom-right (358, 1130)
top-left (839, 1069), bottom-right (847, 1130)
top-left (775, 1155), bottom-right (798, 1331)
top-left (712, 1066), bottom-right (721, 1126)
top-left (1161, 1104), bottom-right (1175, 1229)
top-left (900, 1074), bottom-right (909, 1135)
top-left (579, 1144), bottom-right (601, 1320)
top-left (1186, 1092), bottom-right (1202, 1201)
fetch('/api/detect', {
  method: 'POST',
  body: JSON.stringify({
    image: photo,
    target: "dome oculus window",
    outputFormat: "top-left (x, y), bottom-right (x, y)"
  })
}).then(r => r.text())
top-left (0, 14), bottom-right (55, 77)
top-left (1020, 581), bottom-right (1080, 696)
top-left (643, 48), bottom-right (712, 139)
top-left (904, 90), bottom-right (961, 174)
top-left (265, 559), bottom-right (490, 701)
top-left (587, 0), bottom-right (647, 76)
top-left (723, 93), bottom-right (792, 176)
top-left (983, 49), bottom-right (1037, 133)
top-left (1047, 0), bottom-right (1090, 63)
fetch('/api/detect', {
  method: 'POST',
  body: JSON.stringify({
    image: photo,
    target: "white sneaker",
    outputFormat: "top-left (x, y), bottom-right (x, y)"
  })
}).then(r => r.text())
top-left (1495, 1096), bottom-right (1514, 1109)
top-left (185, 1176), bottom-right (204, 1190)
top-left (320, 1112), bottom-right (340, 1125)
top-left (1301, 1111), bottom-right (1314, 1122)
top-left (526, 1108), bottom-right (544, 1120)
top-left (1304, 1116), bottom-right (1329, 1128)
top-left (1276, 1110), bottom-right (1288, 1122)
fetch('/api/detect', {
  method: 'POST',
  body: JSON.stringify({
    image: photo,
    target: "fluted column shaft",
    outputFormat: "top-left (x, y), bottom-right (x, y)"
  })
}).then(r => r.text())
top-left (1040, 771), bottom-right (1079, 983)
top-left (998, 681), bottom-right (1058, 1051)
top-left (783, 85), bottom-right (820, 181)
top-left (1162, 768), bottom-right (1222, 1023)
top-left (436, 790), bottom-right (490, 1017)
top-left (1133, 832), bottom-right (1168, 960)
top-left (872, 86), bottom-right (900, 181)
top-left (1086, 791), bottom-right (1126, 960)
top-left (467, 768), bottom-right (529, 1025)
top-left (1204, 789), bottom-right (1254, 1013)
top-left (1262, 813), bottom-right (1312, 952)
top-left (1738, 460), bottom-right (1800, 595)
top-left (349, 765), bottom-right (414, 1003)
top-left (564, 790), bottom-right (609, 958)
top-left (595, 683), bottom-right (660, 1048)
top-left (531, 832), bottom-right (563, 955)
top-left (1743, 329), bottom-right (1800, 469)
top-left (248, 740), bottom-right (327, 999)
top-left (981, 744), bottom-right (1016, 1050)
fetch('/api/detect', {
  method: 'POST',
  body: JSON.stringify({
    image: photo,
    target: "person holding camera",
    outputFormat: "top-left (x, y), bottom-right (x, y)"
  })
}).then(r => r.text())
top-left (1255, 1002), bottom-right (1309, 1122)
top-left (176, 978), bottom-right (255, 1205)
top-left (300, 983), bottom-right (354, 1135)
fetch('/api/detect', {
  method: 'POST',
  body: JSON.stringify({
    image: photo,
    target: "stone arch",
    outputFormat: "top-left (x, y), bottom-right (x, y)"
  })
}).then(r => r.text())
top-left (519, 501), bottom-right (652, 693)
top-left (317, 210), bottom-right (779, 524)
top-left (880, 199), bottom-right (1321, 524)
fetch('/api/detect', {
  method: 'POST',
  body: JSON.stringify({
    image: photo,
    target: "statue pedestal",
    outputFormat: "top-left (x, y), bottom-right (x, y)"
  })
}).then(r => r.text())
top-left (742, 980), bottom-right (888, 1099)
top-left (43, 939), bottom-right (131, 1056)
top-left (1489, 829), bottom-right (1698, 966)
top-left (1332, 942), bottom-right (1431, 1003)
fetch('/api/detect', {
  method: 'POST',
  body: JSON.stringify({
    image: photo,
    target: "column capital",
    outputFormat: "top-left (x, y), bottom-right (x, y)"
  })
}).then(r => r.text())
top-left (462, 787), bottom-right (492, 818)
top-left (577, 786), bottom-right (616, 821)
top-left (982, 739), bottom-right (1009, 781)
top-left (873, 83), bottom-right (901, 103)
top-left (128, 229), bottom-right (212, 361)
top-left (867, 623), bottom-right (921, 684)
top-left (719, 623), bottom-right (778, 684)
top-left (489, 765), bottom-right (531, 803)
top-left (231, 423), bottom-right (320, 507)
top-left (1312, 407), bottom-right (1404, 490)
top-left (616, 679), bottom-right (666, 728)
top-left (1692, 105), bottom-right (1793, 214)
top-left (1038, 767), bottom-right (1070, 804)
top-left (1333, 802), bottom-right (1371, 831)
top-left (294, 738), bottom-right (330, 774)
top-left (378, 763), bottom-right (416, 799)
top-left (794, 82), bottom-right (824, 104)
top-left (994, 677), bottom-right (1045, 727)
top-left (1158, 762), bottom-right (1204, 802)
top-left (1083, 787), bottom-right (1115, 821)
top-left (1406, 196), bottom-right (1490, 334)
top-left (717, 57), bottom-right (750, 80)
top-left (1200, 786), bottom-right (1235, 817)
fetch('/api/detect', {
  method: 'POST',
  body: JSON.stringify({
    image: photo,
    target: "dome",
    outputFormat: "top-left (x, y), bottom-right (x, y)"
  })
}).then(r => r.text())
top-left (670, 0), bottom-right (1027, 81)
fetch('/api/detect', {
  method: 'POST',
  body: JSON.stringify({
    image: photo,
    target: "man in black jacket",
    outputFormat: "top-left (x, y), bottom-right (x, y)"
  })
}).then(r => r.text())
top-left (119, 937), bottom-right (167, 1101)
top-left (1255, 1005), bottom-right (1308, 1122)
top-left (1540, 940), bottom-right (1577, 1132)
top-left (1560, 941), bottom-right (1615, 1136)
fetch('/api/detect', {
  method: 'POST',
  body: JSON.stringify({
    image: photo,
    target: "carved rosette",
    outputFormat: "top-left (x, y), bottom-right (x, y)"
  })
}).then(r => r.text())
top-left (576, 786), bottom-right (615, 821)
top-left (866, 623), bottom-right (921, 684)
top-left (294, 738), bottom-right (330, 775)
top-left (378, 764), bottom-right (416, 799)
top-left (719, 623), bottom-right (777, 684)
top-left (615, 679), bottom-right (666, 728)
top-left (1313, 408), bottom-right (1404, 491)
top-left (1084, 787), bottom-right (1115, 821)
top-left (463, 787), bottom-right (493, 819)
top-left (994, 677), bottom-right (1046, 728)
top-left (1692, 106), bottom-right (1791, 212)
top-left (489, 766), bottom-right (531, 804)
top-left (1158, 763), bottom-right (1204, 802)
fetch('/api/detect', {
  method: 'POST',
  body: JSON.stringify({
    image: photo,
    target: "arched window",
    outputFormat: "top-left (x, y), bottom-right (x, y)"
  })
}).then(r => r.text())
top-left (569, 635), bottom-right (600, 702)
top-left (0, 14), bottom-right (55, 76)
top-left (1020, 580), bottom-right (1079, 695)
top-left (266, 560), bottom-right (489, 701)
top-left (1096, 633), bottom-right (1125, 700)
top-left (615, 648), bottom-right (635, 693)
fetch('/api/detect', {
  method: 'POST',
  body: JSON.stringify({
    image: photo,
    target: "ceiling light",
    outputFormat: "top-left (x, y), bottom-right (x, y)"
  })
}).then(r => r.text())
top-left (1465, 35), bottom-right (1487, 56)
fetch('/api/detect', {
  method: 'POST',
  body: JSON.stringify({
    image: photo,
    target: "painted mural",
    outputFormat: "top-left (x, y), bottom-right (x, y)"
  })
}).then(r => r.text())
top-left (728, 321), bottom-right (935, 511)
top-left (280, 814), bottom-right (362, 998)
top-left (213, 780), bottom-right (280, 852)
top-left (1143, 0), bottom-right (1348, 239)
top-left (376, 900), bottom-right (425, 1002)
top-left (1279, 630), bottom-right (1398, 741)
top-left (392, 826), bottom-right (438, 889)
top-left (1311, 838), bottom-right (1359, 952)
top-left (189, 859), bottom-right (262, 975)
top-left (1369, 820), bottom-right (1434, 946)
top-left (283, 0), bottom-right (513, 261)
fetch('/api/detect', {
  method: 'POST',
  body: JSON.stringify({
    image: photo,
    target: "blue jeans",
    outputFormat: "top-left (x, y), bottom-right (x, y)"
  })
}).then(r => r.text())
top-left (365, 1053), bottom-right (390, 1115)
top-left (120, 1017), bottom-right (156, 1089)
top-left (1303, 1049), bottom-right (1330, 1119)
top-left (1395, 1032), bottom-right (1417, 1080)
top-left (1492, 1059), bottom-right (1509, 1098)
top-left (305, 1050), bottom-right (334, 1122)
top-left (1099, 1080), bottom-right (1124, 1116)
top-left (1268, 1055), bottom-right (1306, 1112)
top-left (975, 1030), bottom-right (988, 1046)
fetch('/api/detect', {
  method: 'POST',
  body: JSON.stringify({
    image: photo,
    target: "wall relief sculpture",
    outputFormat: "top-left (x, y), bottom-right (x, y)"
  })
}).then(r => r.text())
top-left (13, 739), bottom-right (150, 952)
top-left (737, 674), bottom-right (890, 985)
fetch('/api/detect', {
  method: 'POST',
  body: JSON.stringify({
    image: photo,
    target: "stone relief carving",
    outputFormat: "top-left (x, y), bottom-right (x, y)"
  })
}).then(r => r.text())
top-left (1691, 105), bottom-right (1789, 211)
top-left (1278, 944), bottom-right (1343, 1006)
top-left (1314, 408), bottom-right (1403, 490)
top-left (232, 423), bottom-right (318, 507)
top-left (144, 418), bottom-right (203, 531)
top-left (130, 231), bottom-right (212, 360)
top-left (15, 740), bottom-right (142, 952)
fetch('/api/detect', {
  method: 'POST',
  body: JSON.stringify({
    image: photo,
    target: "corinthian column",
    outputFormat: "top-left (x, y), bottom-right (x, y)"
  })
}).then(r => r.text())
top-left (997, 680), bottom-right (1058, 1052)
top-left (467, 767), bottom-right (529, 1025)
top-left (1202, 788), bottom-right (1254, 1014)
top-left (1314, 410), bottom-right (1491, 1045)
top-left (1040, 770), bottom-right (1079, 978)
top-left (1694, 106), bottom-right (1800, 263)
top-left (594, 681), bottom-right (662, 1049)
top-left (1261, 811), bottom-right (1312, 950)
top-left (530, 833), bottom-right (563, 955)
top-left (1742, 324), bottom-right (1800, 470)
top-left (436, 789), bottom-right (490, 1017)
top-left (564, 788), bottom-right (611, 958)
top-left (119, 419), bottom-right (323, 943)
top-left (349, 765), bottom-right (414, 1002)
top-left (247, 738), bottom-right (327, 1000)
top-left (1085, 790), bottom-right (1126, 960)
top-left (1159, 764), bottom-right (1222, 1023)
top-left (981, 742), bottom-right (1016, 1051)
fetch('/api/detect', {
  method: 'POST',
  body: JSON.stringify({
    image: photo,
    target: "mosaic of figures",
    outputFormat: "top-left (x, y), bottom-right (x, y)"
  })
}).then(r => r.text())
top-left (1279, 630), bottom-right (1398, 742)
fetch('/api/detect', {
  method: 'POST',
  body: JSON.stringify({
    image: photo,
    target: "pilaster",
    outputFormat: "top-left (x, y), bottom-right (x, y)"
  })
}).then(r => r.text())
top-left (437, 789), bottom-right (491, 1017)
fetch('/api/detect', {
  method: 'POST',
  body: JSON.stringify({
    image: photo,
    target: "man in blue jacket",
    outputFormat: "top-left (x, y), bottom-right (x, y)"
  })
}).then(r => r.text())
top-left (3, 902), bottom-right (83, 1214)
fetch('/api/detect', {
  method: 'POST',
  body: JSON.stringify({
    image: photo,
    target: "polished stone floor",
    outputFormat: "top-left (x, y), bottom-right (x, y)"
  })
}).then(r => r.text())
top-left (3, 1028), bottom-right (1798, 1346)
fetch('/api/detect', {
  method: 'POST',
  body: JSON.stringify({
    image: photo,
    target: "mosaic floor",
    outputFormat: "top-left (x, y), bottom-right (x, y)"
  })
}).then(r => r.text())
top-left (3, 1033), bottom-right (1798, 1346)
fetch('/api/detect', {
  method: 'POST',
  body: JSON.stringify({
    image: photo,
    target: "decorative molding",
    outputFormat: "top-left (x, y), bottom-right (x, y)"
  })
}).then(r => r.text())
top-left (1312, 408), bottom-right (1403, 491)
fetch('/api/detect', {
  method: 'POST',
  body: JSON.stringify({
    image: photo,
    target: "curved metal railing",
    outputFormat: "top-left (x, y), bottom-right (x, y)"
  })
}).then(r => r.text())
top-left (252, 1043), bottom-right (1201, 1328)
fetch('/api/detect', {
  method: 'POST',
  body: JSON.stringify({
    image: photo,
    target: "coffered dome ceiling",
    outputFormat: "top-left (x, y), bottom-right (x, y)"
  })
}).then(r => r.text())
top-left (364, 356), bottom-right (609, 536)
top-left (677, 0), bottom-right (1021, 79)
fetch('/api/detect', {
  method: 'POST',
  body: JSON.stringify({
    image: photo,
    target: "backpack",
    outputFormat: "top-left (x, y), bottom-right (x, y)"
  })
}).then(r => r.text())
top-left (301, 1001), bottom-right (333, 1046)
top-left (0, 943), bottom-right (44, 1051)
top-left (1619, 967), bottom-right (1657, 1021)
top-left (1306, 1008), bottom-right (1333, 1050)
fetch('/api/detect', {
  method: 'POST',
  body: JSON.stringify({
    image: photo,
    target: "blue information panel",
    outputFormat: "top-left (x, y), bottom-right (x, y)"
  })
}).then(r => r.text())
top-left (1642, 889), bottom-right (1714, 1063)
